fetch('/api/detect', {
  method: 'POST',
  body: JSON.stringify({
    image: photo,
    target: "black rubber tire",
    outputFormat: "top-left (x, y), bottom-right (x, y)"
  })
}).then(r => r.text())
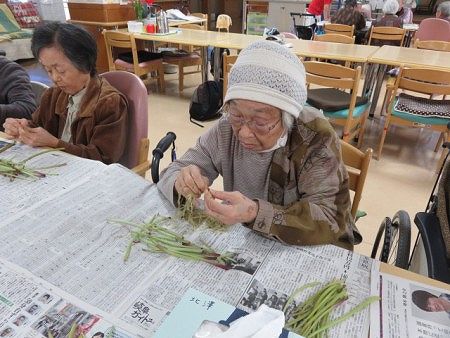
top-left (388, 210), bottom-right (411, 269)
top-left (371, 217), bottom-right (391, 262)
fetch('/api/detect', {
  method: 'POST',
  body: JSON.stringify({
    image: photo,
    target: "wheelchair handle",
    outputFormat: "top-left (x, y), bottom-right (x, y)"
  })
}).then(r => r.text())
top-left (151, 132), bottom-right (176, 184)
top-left (152, 132), bottom-right (176, 159)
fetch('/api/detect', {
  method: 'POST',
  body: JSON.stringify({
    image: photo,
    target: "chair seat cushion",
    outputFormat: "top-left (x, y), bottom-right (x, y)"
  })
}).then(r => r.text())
top-left (117, 50), bottom-right (162, 63)
top-left (394, 93), bottom-right (450, 119)
top-left (307, 88), bottom-right (369, 112)
top-left (114, 58), bottom-right (162, 71)
top-left (392, 96), bottom-right (450, 125)
top-left (323, 102), bottom-right (369, 119)
top-left (162, 50), bottom-right (201, 62)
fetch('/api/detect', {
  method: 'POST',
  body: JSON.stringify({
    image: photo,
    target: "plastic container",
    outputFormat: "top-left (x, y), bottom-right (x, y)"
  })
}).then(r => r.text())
top-left (127, 20), bottom-right (143, 33)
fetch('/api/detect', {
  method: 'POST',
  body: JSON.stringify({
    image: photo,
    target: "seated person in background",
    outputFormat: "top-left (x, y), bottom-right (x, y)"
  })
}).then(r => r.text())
top-left (374, 0), bottom-right (403, 28)
top-left (331, 0), bottom-right (366, 43)
top-left (397, 0), bottom-right (415, 24)
top-left (157, 41), bottom-right (360, 250)
top-left (0, 57), bottom-right (37, 131)
top-left (3, 22), bottom-right (128, 164)
top-left (436, 1), bottom-right (450, 22)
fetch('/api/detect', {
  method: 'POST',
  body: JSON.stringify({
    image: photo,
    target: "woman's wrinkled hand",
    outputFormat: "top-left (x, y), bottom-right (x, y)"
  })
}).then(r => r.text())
top-left (174, 164), bottom-right (209, 198)
top-left (3, 118), bottom-right (30, 138)
top-left (17, 125), bottom-right (59, 148)
top-left (204, 189), bottom-right (258, 225)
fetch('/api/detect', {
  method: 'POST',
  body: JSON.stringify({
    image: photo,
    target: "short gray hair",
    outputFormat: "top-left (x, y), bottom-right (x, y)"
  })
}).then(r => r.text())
top-left (437, 1), bottom-right (450, 18)
top-left (383, 0), bottom-right (399, 14)
top-left (282, 111), bottom-right (294, 131)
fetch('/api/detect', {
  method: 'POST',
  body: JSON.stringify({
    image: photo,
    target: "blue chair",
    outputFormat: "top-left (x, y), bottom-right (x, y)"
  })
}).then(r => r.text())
top-left (378, 67), bottom-right (450, 164)
top-left (304, 61), bottom-right (370, 147)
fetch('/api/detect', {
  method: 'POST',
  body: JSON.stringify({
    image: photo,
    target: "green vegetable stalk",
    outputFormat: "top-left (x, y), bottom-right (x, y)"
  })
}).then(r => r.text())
top-left (0, 148), bottom-right (66, 181)
top-left (177, 193), bottom-right (228, 231)
top-left (110, 215), bottom-right (236, 268)
top-left (284, 280), bottom-right (379, 338)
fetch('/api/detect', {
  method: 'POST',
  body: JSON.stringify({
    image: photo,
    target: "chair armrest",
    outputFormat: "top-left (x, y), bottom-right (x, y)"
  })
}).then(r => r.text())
top-left (132, 161), bottom-right (150, 177)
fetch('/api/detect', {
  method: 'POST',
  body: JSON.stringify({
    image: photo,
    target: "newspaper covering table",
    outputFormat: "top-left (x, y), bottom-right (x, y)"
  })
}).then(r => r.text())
top-left (370, 263), bottom-right (450, 338)
top-left (1, 141), bottom-right (374, 337)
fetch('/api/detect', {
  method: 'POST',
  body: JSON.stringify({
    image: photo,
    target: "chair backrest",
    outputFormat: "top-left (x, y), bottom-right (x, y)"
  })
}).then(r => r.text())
top-left (368, 26), bottom-right (406, 45)
top-left (415, 18), bottom-right (450, 42)
top-left (223, 53), bottom-right (238, 99)
top-left (340, 140), bottom-right (373, 219)
top-left (190, 12), bottom-right (208, 30)
top-left (280, 32), bottom-right (299, 39)
top-left (324, 23), bottom-right (354, 37)
top-left (216, 14), bottom-right (232, 32)
top-left (103, 30), bottom-right (140, 74)
top-left (414, 39), bottom-right (450, 52)
top-left (392, 67), bottom-right (450, 98)
top-left (30, 81), bottom-right (49, 106)
top-left (100, 71), bottom-right (149, 170)
top-left (314, 33), bottom-right (355, 44)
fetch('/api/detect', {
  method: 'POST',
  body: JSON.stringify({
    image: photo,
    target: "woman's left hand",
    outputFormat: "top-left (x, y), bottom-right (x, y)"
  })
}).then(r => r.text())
top-left (18, 126), bottom-right (59, 148)
top-left (204, 189), bottom-right (259, 225)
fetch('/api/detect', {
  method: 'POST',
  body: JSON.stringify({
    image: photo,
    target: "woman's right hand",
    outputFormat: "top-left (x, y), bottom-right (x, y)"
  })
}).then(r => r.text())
top-left (3, 118), bottom-right (30, 138)
top-left (174, 165), bottom-right (209, 198)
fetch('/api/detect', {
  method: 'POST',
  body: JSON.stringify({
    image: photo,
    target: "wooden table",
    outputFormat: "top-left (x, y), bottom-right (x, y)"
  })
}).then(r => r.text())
top-left (133, 28), bottom-right (380, 82)
top-left (366, 45), bottom-right (450, 116)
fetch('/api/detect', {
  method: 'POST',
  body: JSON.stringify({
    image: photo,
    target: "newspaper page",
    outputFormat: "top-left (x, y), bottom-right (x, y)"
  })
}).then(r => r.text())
top-left (0, 258), bottom-right (147, 337)
top-left (1, 150), bottom-right (375, 337)
top-left (370, 266), bottom-right (450, 338)
top-left (0, 140), bottom-right (105, 222)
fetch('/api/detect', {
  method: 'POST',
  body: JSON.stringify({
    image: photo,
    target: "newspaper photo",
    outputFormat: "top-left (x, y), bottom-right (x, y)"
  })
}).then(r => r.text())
top-left (0, 258), bottom-right (145, 337)
top-left (370, 268), bottom-right (450, 338)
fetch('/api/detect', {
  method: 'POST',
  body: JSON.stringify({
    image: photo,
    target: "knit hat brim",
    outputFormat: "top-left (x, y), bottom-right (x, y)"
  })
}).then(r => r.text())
top-left (225, 83), bottom-right (303, 118)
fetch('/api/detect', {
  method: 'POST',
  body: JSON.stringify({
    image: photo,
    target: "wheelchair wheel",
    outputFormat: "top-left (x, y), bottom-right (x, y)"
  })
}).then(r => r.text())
top-left (387, 210), bottom-right (411, 269)
top-left (371, 217), bottom-right (392, 262)
top-left (370, 211), bottom-right (411, 269)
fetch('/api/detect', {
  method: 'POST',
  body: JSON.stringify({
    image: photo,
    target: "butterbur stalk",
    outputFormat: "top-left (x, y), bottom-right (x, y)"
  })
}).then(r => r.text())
top-left (285, 280), bottom-right (379, 338)
top-left (0, 148), bottom-right (66, 181)
top-left (177, 194), bottom-right (227, 231)
top-left (110, 216), bottom-right (236, 268)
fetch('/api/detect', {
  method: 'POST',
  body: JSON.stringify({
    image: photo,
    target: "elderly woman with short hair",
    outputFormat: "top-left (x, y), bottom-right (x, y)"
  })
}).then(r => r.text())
top-left (436, 1), bottom-right (450, 22)
top-left (3, 22), bottom-right (128, 164)
top-left (158, 41), bottom-right (360, 250)
top-left (374, 0), bottom-right (403, 28)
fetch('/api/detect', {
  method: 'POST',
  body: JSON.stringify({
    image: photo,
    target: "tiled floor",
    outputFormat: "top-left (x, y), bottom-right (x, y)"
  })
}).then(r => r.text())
top-left (25, 62), bottom-right (444, 259)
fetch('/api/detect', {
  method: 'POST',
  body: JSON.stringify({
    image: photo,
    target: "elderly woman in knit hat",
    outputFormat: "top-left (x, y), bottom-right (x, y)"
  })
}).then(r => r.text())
top-left (157, 41), bottom-right (359, 250)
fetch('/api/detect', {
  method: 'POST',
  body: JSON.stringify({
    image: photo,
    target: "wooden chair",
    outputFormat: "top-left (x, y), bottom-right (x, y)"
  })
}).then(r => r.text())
top-left (216, 14), bottom-right (232, 32)
top-left (314, 33), bottom-right (355, 44)
top-left (340, 140), bottom-right (373, 220)
top-left (190, 12), bottom-right (208, 30)
top-left (378, 67), bottom-right (450, 167)
top-left (102, 30), bottom-right (165, 93)
top-left (304, 61), bottom-right (370, 147)
top-left (222, 53), bottom-right (238, 98)
top-left (163, 24), bottom-right (203, 92)
top-left (368, 26), bottom-right (406, 46)
top-left (324, 23), bottom-right (354, 37)
top-left (414, 39), bottom-right (450, 52)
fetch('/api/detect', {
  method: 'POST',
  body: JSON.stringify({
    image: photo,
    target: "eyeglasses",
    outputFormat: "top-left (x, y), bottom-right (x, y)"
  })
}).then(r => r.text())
top-left (225, 109), bottom-right (281, 136)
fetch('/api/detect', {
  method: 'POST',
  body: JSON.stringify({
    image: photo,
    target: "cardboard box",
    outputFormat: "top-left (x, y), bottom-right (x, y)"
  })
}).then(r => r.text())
top-left (68, 3), bottom-right (135, 22)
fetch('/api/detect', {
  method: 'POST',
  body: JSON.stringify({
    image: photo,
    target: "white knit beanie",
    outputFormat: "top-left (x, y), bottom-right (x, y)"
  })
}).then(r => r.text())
top-left (224, 40), bottom-right (306, 119)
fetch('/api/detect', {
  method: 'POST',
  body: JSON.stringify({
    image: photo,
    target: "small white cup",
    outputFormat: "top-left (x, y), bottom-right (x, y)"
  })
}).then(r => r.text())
top-left (127, 21), bottom-right (143, 33)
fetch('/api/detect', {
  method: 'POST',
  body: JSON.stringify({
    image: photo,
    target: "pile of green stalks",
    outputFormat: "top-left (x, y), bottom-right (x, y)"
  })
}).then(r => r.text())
top-left (0, 148), bottom-right (66, 181)
top-left (284, 280), bottom-right (379, 338)
top-left (177, 194), bottom-right (227, 231)
top-left (110, 215), bottom-right (236, 268)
